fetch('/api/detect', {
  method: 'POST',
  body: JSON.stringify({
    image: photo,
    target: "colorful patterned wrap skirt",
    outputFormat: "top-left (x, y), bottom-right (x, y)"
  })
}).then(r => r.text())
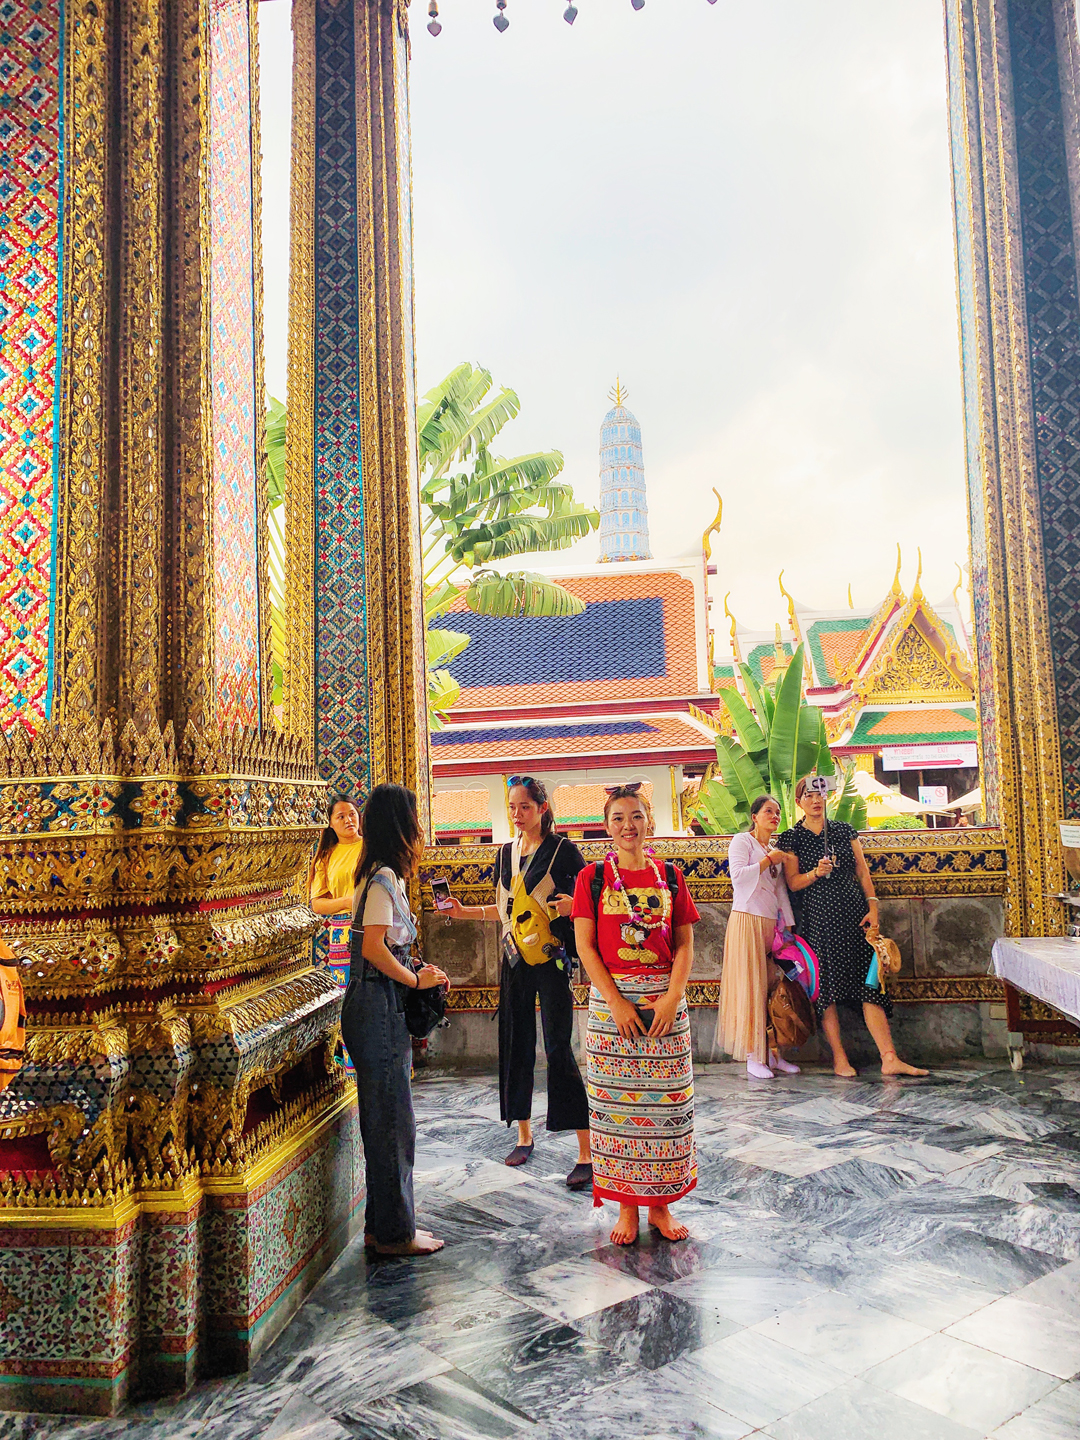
top-left (586, 973), bottom-right (696, 1208)
top-left (326, 921), bottom-right (355, 1076)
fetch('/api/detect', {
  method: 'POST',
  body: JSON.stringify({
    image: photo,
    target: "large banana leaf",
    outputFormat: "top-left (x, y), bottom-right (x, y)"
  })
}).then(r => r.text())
top-left (463, 570), bottom-right (585, 618)
top-left (424, 578), bottom-right (462, 623)
top-left (767, 644), bottom-right (812, 798)
top-left (427, 667), bottom-right (461, 730)
top-left (716, 734), bottom-right (769, 819)
top-left (426, 627), bottom-right (471, 668)
top-left (719, 686), bottom-right (768, 780)
top-left (737, 663), bottom-right (771, 740)
top-left (450, 508), bottom-right (598, 566)
top-left (693, 778), bottom-right (743, 835)
top-left (829, 764), bottom-right (868, 829)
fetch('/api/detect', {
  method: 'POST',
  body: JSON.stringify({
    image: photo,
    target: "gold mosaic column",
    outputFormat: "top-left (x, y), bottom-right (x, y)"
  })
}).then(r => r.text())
top-left (946, 0), bottom-right (1080, 934)
top-left (286, 0), bottom-right (430, 823)
top-left (0, 0), bottom-right (361, 1415)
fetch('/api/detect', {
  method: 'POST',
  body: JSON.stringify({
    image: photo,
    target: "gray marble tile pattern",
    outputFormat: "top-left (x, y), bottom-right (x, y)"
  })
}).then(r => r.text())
top-left (22, 1061), bottom-right (1080, 1440)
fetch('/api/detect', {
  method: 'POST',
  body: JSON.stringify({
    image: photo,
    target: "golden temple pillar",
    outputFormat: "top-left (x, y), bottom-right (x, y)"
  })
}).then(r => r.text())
top-left (946, 0), bottom-right (1080, 934)
top-left (286, 0), bottom-right (431, 818)
top-left (0, 0), bottom-right (365, 1414)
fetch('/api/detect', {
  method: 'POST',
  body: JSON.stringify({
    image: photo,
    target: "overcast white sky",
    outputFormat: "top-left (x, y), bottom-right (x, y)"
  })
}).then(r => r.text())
top-left (259, 0), bottom-right (968, 635)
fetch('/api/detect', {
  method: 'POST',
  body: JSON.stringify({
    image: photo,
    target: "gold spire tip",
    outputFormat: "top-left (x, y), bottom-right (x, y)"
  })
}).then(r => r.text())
top-left (608, 377), bottom-right (627, 407)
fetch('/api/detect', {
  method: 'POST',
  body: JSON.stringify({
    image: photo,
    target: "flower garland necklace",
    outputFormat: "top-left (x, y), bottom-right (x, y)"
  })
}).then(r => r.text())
top-left (607, 847), bottom-right (672, 947)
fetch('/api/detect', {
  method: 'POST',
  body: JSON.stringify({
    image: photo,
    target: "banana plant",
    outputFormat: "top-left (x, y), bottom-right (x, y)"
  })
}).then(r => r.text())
top-left (692, 644), bottom-right (865, 834)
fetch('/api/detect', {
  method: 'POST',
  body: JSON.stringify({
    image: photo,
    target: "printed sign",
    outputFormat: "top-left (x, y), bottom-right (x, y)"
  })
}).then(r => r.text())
top-left (1060, 822), bottom-right (1080, 849)
top-left (881, 744), bottom-right (978, 771)
top-left (919, 785), bottom-right (949, 809)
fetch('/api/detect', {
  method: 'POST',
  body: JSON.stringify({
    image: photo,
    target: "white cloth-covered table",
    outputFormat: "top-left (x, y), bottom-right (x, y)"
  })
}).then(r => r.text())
top-left (991, 936), bottom-right (1080, 1026)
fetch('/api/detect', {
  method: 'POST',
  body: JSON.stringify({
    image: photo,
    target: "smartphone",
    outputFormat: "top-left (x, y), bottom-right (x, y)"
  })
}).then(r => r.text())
top-left (430, 878), bottom-right (454, 913)
top-left (635, 1007), bottom-right (655, 1032)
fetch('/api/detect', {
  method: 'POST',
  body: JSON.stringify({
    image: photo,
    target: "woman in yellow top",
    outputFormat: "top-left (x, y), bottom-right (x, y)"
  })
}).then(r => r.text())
top-left (310, 797), bottom-right (364, 1070)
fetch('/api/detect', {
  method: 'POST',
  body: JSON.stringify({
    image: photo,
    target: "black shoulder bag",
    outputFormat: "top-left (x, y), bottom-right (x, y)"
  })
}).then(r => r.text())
top-left (351, 878), bottom-right (448, 1040)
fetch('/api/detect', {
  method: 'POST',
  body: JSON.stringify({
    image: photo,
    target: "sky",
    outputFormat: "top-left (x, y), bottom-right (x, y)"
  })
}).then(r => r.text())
top-left (259, 0), bottom-right (968, 637)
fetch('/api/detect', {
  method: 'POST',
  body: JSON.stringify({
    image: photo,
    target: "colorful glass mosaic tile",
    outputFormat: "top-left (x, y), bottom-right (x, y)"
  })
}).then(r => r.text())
top-left (0, 0), bottom-right (61, 730)
top-left (313, 0), bottom-right (368, 795)
top-left (1009, 0), bottom-right (1080, 812)
top-left (210, 0), bottom-right (261, 728)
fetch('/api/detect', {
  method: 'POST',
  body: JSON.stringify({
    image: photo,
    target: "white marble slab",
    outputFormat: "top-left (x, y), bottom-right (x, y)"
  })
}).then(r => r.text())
top-left (261, 1392), bottom-right (352, 1440)
top-left (862, 1332), bottom-right (1058, 1433)
top-left (750, 1291), bottom-right (931, 1376)
top-left (778, 1098), bottom-right (875, 1126)
top-left (833, 1258), bottom-right (1003, 1329)
top-left (497, 1257), bottom-right (652, 1323)
top-left (724, 1131), bottom-right (847, 1177)
top-left (1010, 1257), bottom-right (1080, 1315)
top-left (765, 1376), bottom-right (984, 1440)
top-left (663, 1264), bottom-right (834, 1325)
top-left (946, 1293), bottom-right (1080, 1379)
top-left (668, 1328), bottom-right (849, 1428)
top-left (991, 1379), bottom-right (1080, 1440)
top-left (431, 1159), bottom-right (532, 1203)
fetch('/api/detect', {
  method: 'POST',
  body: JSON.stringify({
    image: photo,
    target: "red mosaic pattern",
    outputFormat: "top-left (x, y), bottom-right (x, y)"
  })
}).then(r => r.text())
top-left (210, 0), bottom-right (260, 727)
top-left (0, 0), bottom-right (61, 729)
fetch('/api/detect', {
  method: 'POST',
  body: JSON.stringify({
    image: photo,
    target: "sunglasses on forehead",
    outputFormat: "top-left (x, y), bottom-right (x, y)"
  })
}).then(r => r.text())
top-left (604, 782), bottom-right (644, 797)
top-left (506, 775), bottom-right (538, 790)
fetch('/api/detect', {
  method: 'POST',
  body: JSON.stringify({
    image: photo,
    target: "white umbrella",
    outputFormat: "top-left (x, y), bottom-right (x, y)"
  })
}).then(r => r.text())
top-left (851, 770), bottom-right (937, 815)
top-left (944, 786), bottom-right (981, 812)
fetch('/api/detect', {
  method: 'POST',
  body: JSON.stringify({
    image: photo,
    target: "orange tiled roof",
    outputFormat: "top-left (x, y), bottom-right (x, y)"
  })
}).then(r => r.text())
top-left (855, 707), bottom-right (978, 738)
top-left (432, 789), bottom-right (492, 831)
top-left (431, 713), bottom-right (714, 764)
top-left (552, 781), bottom-right (655, 825)
top-left (434, 571), bottom-right (699, 708)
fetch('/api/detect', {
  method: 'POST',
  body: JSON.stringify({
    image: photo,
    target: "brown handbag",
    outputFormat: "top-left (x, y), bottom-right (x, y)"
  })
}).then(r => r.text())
top-left (767, 974), bottom-right (816, 1050)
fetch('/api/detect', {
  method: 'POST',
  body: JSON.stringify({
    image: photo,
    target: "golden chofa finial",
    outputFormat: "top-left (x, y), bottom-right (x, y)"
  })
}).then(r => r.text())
top-left (702, 489), bottom-right (723, 563)
top-left (723, 591), bottom-right (737, 644)
top-left (912, 547), bottom-right (924, 602)
top-left (890, 543), bottom-right (903, 597)
top-left (778, 569), bottom-right (798, 633)
top-left (608, 377), bottom-right (627, 407)
top-left (952, 562), bottom-right (964, 609)
top-left (847, 584), bottom-right (854, 610)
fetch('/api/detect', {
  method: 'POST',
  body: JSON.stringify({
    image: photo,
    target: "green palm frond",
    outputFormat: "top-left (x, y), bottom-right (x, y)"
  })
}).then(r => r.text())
top-left (463, 570), bottom-right (586, 618)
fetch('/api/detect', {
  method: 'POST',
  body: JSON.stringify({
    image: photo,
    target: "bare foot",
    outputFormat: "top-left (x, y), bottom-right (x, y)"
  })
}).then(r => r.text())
top-left (610, 1204), bottom-right (639, 1246)
top-left (831, 1056), bottom-right (858, 1077)
top-left (366, 1228), bottom-right (437, 1247)
top-left (881, 1052), bottom-right (928, 1077)
top-left (647, 1205), bottom-right (689, 1241)
top-left (374, 1233), bottom-right (444, 1256)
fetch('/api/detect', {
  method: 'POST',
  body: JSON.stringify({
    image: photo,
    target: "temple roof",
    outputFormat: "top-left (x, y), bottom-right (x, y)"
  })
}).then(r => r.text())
top-left (432, 567), bottom-right (704, 707)
top-left (844, 705), bottom-right (978, 748)
top-left (432, 788), bottom-right (491, 834)
top-left (430, 711), bottom-right (716, 773)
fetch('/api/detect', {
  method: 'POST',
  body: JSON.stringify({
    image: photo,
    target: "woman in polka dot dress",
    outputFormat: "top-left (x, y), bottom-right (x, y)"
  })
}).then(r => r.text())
top-left (777, 778), bottom-right (927, 1079)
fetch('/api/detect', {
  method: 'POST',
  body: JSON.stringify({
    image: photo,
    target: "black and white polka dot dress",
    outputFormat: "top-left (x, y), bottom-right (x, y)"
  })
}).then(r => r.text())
top-left (776, 820), bottom-right (892, 1018)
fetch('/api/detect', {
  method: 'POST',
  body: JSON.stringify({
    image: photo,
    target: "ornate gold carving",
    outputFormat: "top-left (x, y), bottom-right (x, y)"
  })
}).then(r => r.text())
top-left (119, 0), bottom-right (167, 730)
top-left (54, 0), bottom-right (109, 727)
top-left (865, 626), bottom-right (971, 702)
top-left (284, 0), bottom-right (317, 748)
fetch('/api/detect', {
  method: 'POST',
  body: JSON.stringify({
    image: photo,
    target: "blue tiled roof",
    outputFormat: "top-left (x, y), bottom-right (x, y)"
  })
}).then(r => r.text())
top-left (431, 597), bottom-right (668, 687)
top-left (431, 720), bottom-right (658, 748)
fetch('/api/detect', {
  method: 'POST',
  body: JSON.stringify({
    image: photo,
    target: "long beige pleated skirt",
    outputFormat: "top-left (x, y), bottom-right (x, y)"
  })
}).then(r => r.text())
top-left (717, 911), bottom-right (775, 1062)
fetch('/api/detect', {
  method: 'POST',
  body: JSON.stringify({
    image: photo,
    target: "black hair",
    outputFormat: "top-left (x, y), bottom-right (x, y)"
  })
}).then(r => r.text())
top-left (311, 794), bottom-right (361, 877)
top-left (355, 783), bottom-right (425, 884)
top-left (749, 794), bottom-right (781, 824)
top-left (508, 776), bottom-right (556, 837)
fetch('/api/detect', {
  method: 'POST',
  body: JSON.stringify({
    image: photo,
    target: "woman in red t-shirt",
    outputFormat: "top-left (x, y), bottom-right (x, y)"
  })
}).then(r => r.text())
top-left (572, 784), bottom-right (700, 1246)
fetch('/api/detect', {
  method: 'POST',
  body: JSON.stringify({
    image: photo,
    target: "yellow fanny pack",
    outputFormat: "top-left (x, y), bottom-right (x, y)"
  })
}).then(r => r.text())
top-left (507, 838), bottom-right (567, 967)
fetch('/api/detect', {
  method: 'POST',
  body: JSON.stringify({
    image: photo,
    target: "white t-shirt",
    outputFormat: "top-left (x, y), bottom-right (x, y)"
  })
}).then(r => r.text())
top-left (352, 867), bottom-right (414, 947)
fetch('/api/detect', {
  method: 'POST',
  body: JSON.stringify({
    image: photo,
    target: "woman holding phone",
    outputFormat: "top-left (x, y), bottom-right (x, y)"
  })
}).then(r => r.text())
top-left (572, 784), bottom-right (700, 1245)
top-left (344, 783), bottom-right (449, 1256)
top-left (778, 777), bottom-right (927, 1079)
top-left (443, 777), bottom-right (592, 1187)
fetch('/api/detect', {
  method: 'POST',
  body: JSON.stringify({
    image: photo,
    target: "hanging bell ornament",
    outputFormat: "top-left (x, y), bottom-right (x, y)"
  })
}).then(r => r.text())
top-left (563, 1), bottom-right (578, 19)
top-left (493, 0), bottom-right (509, 31)
top-left (426, 0), bottom-right (441, 35)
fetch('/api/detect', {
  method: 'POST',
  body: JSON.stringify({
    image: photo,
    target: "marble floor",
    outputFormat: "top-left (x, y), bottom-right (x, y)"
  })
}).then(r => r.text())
top-left (10, 1060), bottom-right (1080, 1440)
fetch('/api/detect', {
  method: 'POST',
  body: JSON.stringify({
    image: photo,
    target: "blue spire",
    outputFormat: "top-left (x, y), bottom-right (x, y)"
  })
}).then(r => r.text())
top-left (598, 380), bottom-right (652, 562)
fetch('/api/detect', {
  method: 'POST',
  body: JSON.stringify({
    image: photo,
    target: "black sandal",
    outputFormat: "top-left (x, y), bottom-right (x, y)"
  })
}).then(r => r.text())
top-left (566, 1162), bottom-right (593, 1191)
top-left (504, 1143), bottom-right (534, 1167)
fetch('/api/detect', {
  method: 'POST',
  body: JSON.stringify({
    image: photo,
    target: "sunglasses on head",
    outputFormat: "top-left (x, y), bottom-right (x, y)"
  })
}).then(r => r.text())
top-left (506, 775), bottom-right (537, 790)
top-left (605, 782), bottom-right (643, 797)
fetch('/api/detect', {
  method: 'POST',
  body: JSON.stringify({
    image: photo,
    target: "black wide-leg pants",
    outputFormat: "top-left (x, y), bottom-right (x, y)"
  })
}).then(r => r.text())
top-left (498, 954), bottom-right (589, 1132)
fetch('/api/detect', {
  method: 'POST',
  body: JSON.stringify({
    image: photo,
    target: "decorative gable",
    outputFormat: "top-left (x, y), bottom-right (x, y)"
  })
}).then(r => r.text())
top-left (864, 625), bottom-right (972, 704)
